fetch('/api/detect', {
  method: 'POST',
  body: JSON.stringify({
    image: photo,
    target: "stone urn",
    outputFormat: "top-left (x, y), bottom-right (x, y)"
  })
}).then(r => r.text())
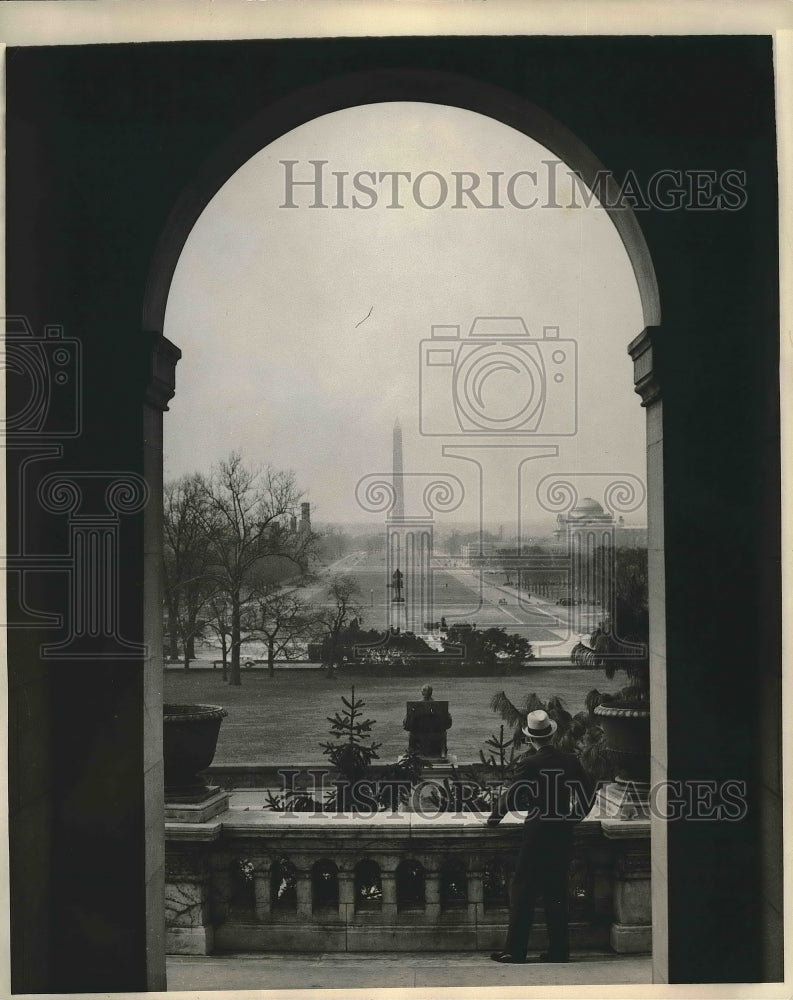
top-left (163, 703), bottom-right (227, 799)
top-left (593, 703), bottom-right (651, 785)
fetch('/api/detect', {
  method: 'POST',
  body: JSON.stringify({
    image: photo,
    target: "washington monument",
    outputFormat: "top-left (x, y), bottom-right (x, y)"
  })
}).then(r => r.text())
top-left (392, 416), bottom-right (405, 521)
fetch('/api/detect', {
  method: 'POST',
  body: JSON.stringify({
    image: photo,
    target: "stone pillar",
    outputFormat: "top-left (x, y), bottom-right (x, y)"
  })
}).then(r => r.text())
top-left (165, 844), bottom-right (214, 956)
top-left (469, 863), bottom-right (488, 949)
top-left (468, 869), bottom-right (483, 910)
top-left (143, 335), bottom-right (181, 987)
top-left (602, 817), bottom-right (652, 954)
top-left (254, 872), bottom-right (271, 922)
top-left (338, 867), bottom-right (355, 937)
top-left (465, 867), bottom-right (481, 931)
top-left (424, 867), bottom-right (441, 922)
top-left (628, 326), bottom-right (666, 978)
top-left (380, 869), bottom-right (398, 922)
top-left (296, 866), bottom-right (313, 920)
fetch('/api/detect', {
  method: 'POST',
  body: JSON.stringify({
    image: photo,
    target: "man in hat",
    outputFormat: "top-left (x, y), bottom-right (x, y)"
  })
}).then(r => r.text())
top-left (488, 709), bottom-right (596, 965)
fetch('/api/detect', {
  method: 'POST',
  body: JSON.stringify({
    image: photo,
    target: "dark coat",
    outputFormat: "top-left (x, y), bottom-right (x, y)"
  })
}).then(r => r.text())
top-left (487, 744), bottom-right (596, 836)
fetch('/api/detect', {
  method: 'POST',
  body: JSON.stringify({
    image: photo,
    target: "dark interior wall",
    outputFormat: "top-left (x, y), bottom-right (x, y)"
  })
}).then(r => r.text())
top-left (6, 36), bottom-right (780, 990)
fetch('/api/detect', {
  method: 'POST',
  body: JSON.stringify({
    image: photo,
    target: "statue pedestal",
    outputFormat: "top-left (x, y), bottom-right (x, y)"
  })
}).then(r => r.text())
top-left (404, 700), bottom-right (452, 759)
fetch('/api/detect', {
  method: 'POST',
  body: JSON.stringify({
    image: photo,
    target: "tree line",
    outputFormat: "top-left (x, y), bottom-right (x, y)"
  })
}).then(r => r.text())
top-left (164, 452), bottom-right (543, 683)
top-left (163, 452), bottom-right (363, 685)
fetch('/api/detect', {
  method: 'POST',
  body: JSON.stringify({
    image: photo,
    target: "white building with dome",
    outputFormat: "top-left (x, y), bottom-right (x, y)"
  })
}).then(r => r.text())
top-left (553, 498), bottom-right (647, 549)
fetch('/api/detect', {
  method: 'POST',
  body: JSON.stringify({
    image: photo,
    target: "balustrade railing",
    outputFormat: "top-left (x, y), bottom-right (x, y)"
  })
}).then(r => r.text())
top-left (165, 797), bottom-right (650, 956)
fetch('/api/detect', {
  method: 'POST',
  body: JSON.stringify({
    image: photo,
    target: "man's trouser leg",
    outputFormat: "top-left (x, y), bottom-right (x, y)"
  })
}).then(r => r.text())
top-left (542, 831), bottom-right (573, 961)
top-left (504, 839), bottom-right (540, 960)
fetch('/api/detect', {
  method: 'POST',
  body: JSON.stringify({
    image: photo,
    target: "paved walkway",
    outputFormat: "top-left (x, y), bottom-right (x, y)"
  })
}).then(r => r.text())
top-left (167, 951), bottom-right (652, 992)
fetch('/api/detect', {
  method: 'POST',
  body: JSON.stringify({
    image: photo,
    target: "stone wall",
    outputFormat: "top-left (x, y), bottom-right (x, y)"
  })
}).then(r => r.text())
top-left (166, 797), bottom-right (651, 956)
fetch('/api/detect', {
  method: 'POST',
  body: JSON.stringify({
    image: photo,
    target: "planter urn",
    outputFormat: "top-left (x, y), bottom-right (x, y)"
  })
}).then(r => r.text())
top-left (163, 703), bottom-right (227, 799)
top-left (593, 703), bottom-right (651, 786)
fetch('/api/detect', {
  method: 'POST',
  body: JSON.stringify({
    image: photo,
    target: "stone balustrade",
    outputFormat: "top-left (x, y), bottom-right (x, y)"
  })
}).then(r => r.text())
top-left (165, 786), bottom-right (651, 957)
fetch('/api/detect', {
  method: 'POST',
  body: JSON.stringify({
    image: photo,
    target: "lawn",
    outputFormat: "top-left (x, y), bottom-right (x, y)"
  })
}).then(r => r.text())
top-left (164, 665), bottom-right (603, 764)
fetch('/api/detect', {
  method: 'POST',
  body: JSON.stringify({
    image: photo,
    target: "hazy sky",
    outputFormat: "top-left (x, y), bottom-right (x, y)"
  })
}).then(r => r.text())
top-left (164, 102), bottom-right (646, 536)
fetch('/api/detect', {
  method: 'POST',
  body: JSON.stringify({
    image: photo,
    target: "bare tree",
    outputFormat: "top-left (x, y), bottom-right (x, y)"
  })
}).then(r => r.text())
top-left (163, 474), bottom-right (220, 668)
top-left (315, 576), bottom-right (364, 677)
top-left (204, 593), bottom-right (233, 681)
top-left (198, 453), bottom-right (313, 686)
top-left (244, 583), bottom-right (314, 677)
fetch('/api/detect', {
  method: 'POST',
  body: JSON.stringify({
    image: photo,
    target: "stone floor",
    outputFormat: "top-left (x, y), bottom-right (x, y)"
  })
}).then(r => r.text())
top-left (167, 951), bottom-right (652, 992)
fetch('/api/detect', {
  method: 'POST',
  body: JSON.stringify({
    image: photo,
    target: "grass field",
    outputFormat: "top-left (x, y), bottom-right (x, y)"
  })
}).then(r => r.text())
top-left (164, 665), bottom-right (602, 764)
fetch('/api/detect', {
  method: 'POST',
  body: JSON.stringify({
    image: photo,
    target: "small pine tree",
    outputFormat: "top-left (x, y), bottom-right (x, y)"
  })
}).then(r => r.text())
top-left (478, 724), bottom-right (517, 783)
top-left (320, 685), bottom-right (382, 784)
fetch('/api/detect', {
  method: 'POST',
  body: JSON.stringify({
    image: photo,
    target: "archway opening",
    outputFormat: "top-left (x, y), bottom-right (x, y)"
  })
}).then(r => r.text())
top-left (154, 85), bottom-right (658, 973)
top-left (161, 97), bottom-right (649, 737)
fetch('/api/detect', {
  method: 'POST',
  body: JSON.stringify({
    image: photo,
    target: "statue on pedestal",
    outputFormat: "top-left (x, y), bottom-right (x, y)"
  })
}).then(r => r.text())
top-left (403, 684), bottom-right (452, 759)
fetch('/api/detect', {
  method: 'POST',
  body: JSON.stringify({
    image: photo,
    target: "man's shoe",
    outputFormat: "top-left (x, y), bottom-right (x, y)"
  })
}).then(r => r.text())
top-left (490, 952), bottom-right (526, 964)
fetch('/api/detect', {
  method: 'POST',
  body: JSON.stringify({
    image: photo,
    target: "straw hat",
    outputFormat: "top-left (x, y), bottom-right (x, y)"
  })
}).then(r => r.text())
top-left (522, 709), bottom-right (558, 741)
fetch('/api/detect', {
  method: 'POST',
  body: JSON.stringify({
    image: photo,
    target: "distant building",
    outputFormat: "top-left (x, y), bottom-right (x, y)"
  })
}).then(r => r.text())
top-left (553, 499), bottom-right (647, 550)
top-left (519, 498), bottom-right (647, 605)
top-left (299, 502), bottom-right (311, 534)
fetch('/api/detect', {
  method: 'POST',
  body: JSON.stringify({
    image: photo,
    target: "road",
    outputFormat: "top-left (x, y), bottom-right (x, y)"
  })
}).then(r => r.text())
top-left (314, 552), bottom-right (602, 657)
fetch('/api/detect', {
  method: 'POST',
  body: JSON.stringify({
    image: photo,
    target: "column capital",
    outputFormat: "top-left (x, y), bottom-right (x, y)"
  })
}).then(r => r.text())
top-left (144, 333), bottom-right (182, 411)
top-left (627, 326), bottom-right (662, 407)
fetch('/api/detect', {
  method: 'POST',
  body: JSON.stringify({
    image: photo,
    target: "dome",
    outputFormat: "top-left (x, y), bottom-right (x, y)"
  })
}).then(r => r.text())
top-left (570, 497), bottom-right (605, 517)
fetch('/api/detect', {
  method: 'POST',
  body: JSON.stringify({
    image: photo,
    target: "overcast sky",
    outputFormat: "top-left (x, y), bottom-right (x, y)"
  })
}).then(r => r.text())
top-left (164, 102), bottom-right (646, 536)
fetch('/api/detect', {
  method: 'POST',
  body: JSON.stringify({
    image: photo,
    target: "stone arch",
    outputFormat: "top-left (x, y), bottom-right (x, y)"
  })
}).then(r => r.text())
top-left (440, 860), bottom-right (468, 909)
top-left (143, 66), bottom-right (664, 971)
top-left (396, 858), bottom-right (426, 910)
top-left (311, 859), bottom-right (339, 912)
top-left (354, 858), bottom-right (383, 912)
top-left (142, 69), bottom-right (660, 336)
top-left (270, 856), bottom-right (298, 911)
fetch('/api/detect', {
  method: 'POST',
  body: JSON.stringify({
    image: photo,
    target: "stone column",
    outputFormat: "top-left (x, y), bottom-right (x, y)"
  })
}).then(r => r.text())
top-left (469, 862), bottom-right (488, 949)
top-left (468, 868), bottom-right (483, 914)
top-left (296, 866), bottom-right (313, 920)
top-left (338, 868), bottom-right (355, 931)
top-left (254, 872), bottom-right (271, 922)
top-left (424, 867), bottom-right (441, 922)
top-left (602, 817), bottom-right (652, 954)
top-left (628, 326), bottom-right (666, 979)
top-left (380, 868), bottom-right (398, 923)
top-left (143, 335), bottom-right (182, 987)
